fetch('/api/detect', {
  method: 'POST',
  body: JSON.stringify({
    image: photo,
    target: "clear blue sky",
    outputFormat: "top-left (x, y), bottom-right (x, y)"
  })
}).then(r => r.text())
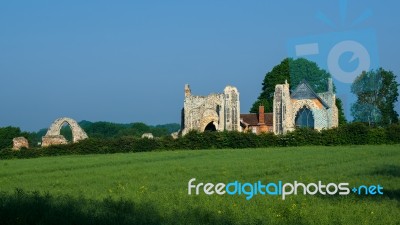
top-left (1, 0), bottom-right (399, 131)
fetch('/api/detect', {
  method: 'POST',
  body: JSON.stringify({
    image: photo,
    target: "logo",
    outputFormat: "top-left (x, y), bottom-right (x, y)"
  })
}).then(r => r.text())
top-left (287, 30), bottom-right (378, 84)
top-left (286, 0), bottom-right (380, 119)
top-left (188, 178), bottom-right (384, 200)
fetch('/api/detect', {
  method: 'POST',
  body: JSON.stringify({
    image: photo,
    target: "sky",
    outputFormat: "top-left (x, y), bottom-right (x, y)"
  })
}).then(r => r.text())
top-left (1, 0), bottom-right (399, 131)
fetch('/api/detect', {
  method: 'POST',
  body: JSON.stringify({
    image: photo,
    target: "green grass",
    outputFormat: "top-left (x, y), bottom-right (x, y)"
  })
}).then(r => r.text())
top-left (1, 145), bottom-right (399, 225)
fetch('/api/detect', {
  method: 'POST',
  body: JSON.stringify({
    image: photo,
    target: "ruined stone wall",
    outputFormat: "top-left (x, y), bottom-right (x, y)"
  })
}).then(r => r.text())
top-left (273, 81), bottom-right (291, 134)
top-left (12, 137), bottom-right (29, 150)
top-left (273, 85), bottom-right (283, 134)
top-left (181, 84), bottom-right (240, 135)
top-left (182, 94), bottom-right (224, 135)
top-left (42, 117), bottom-right (88, 147)
top-left (42, 135), bottom-right (68, 147)
top-left (273, 80), bottom-right (338, 134)
top-left (141, 133), bottom-right (154, 139)
top-left (223, 86), bottom-right (241, 132)
top-left (318, 92), bottom-right (339, 128)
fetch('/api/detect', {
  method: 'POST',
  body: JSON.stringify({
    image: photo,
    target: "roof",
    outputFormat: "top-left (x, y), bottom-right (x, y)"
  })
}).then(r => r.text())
top-left (240, 113), bottom-right (273, 126)
top-left (291, 80), bottom-right (329, 109)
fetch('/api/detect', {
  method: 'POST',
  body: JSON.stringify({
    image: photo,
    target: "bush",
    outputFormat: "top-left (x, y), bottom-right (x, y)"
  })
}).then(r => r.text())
top-left (368, 128), bottom-right (387, 145)
top-left (320, 128), bottom-right (340, 146)
top-left (1, 123), bottom-right (399, 159)
top-left (386, 124), bottom-right (400, 144)
top-left (343, 122), bottom-right (369, 145)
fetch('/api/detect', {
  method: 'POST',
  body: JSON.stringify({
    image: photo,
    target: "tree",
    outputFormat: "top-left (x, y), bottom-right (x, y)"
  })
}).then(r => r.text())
top-left (60, 125), bottom-right (73, 142)
top-left (74, 121), bottom-right (180, 138)
top-left (336, 98), bottom-right (347, 125)
top-left (351, 68), bottom-right (399, 126)
top-left (251, 58), bottom-right (346, 125)
top-left (250, 58), bottom-right (290, 113)
top-left (0, 126), bottom-right (28, 149)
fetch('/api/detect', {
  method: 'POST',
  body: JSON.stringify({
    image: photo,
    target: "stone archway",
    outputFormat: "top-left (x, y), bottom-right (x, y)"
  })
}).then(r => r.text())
top-left (204, 121), bottom-right (217, 132)
top-left (42, 117), bottom-right (88, 147)
top-left (200, 109), bottom-right (219, 132)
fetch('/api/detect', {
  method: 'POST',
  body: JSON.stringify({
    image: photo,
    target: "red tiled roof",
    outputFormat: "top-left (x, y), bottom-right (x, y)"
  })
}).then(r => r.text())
top-left (240, 113), bottom-right (273, 126)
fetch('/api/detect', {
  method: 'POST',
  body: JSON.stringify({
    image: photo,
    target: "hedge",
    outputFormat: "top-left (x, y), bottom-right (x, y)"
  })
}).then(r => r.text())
top-left (1, 123), bottom-right (399, 159)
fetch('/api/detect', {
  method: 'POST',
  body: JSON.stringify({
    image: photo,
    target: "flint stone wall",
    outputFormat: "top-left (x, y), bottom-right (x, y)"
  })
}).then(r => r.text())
top-left (12, 137), bottom-right (29, 150)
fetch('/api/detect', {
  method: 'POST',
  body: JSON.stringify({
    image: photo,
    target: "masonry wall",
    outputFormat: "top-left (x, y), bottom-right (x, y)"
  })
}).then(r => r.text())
top-left (181, 85), bottom-right (240, 135)
top-left (273, 81), bottom-right (338, 134)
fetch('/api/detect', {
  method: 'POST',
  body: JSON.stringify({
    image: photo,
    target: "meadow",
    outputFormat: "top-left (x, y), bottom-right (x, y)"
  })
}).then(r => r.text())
top-left (0, 145), bottom-right (399, 225)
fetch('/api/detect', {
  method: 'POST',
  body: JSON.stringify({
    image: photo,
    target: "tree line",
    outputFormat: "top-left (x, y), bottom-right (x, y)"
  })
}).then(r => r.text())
top-left (0, 121), bottom-right (180, 149)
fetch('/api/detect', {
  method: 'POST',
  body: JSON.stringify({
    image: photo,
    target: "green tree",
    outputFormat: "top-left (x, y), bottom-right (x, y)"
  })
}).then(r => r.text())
top-left (351, 68), bottom-right (399, 126)
top-left (60, 125), bottom-right (73, 142)
top-left (0, 126), bottom-right (28, 149)
top-left (336, 98), bottom-right (347, 126)
top-left (76, 121), bottom-right (180, 138)
top-left (251, 58), bottom-right (346, 125)
top-left (250, 58), bottom-right (291, 113)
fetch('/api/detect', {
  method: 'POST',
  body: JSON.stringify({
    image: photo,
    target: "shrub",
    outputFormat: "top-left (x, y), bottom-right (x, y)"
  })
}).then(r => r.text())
top-left (368, 128), bottom-right (387, 145)
top-left (343, 122), bottom-right (369, 145)
top-left (1, 123), bottom-right (399, 159)
top-left (386, 124), bottom-right (400, 144)
top-left (320, 128), bottom-right (340, 146)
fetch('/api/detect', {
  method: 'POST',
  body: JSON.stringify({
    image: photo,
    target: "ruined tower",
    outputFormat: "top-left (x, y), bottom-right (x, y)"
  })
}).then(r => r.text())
top-left (181, 84), bottom-right (240, 135)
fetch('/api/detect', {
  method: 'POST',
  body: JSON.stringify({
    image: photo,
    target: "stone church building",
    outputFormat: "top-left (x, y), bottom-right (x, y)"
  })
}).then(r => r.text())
top-left (273, 79), bottom-right (338, 134)
top-left (180, 79), bottom-right (338, 135)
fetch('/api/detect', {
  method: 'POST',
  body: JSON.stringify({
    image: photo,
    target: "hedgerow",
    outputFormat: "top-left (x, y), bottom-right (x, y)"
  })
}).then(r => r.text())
top-left (1, 123), bottom-right (399, 159)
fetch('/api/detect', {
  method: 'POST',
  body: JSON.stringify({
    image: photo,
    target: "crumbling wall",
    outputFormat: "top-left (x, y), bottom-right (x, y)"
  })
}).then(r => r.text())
top-left (181, 84), bottom-right (240, 135)
top-left (42, 117), bottom-right (88, 147)
top-left (12, 137), bottom-right (29, 150)
top-left (141, 133), bottom-right (154, 139)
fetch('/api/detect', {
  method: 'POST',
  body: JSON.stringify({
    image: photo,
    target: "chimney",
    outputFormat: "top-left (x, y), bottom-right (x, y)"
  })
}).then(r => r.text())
top-left (258, 105), bottom-right (265, 124)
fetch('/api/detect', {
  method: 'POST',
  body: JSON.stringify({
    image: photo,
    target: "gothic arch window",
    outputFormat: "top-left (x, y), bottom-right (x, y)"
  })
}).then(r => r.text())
top-left (295, 106), bottom-right (314, 128)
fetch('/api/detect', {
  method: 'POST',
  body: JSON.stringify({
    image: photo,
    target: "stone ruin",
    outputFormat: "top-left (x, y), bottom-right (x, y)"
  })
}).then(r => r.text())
top-left (141, 133), bottom-right (154, 139)
top-left (273, 79), bottom-right (338, 134)
top-left (12, 137), bottom-right (29, 150)
top-left (181, 84), bottom-right (241, 135)
top-left (171, 131), bottom-right (179, 139)
top-left (42, 117), bottom-right (88, 147)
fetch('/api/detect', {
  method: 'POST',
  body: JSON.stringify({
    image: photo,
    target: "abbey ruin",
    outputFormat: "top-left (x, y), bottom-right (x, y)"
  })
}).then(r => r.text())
top-left (42, 117), bottom-right (88, 147)
top-left (181, 79), bottom-right (338, 135)
top-left (8, 79), bottom-right (338, 148)
top-left (12, 137), bottom-right (29, 150)
top-left (273, 79), bottom-right (338, 134)
top-left (181, 84), bottom-right (241, 135)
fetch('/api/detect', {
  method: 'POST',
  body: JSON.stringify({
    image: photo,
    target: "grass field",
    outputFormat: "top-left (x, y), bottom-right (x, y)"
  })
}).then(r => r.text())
top-left (0, 145), bottom-right (399, 225)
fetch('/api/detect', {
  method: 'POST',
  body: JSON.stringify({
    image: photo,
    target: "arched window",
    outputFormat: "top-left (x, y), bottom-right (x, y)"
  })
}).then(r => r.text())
top-left (295, 106), bottom-right (314, 128)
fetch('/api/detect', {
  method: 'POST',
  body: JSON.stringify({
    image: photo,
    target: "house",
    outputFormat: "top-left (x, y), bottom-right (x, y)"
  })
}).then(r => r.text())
top-left (240, 106), bottom-right (273, 134)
